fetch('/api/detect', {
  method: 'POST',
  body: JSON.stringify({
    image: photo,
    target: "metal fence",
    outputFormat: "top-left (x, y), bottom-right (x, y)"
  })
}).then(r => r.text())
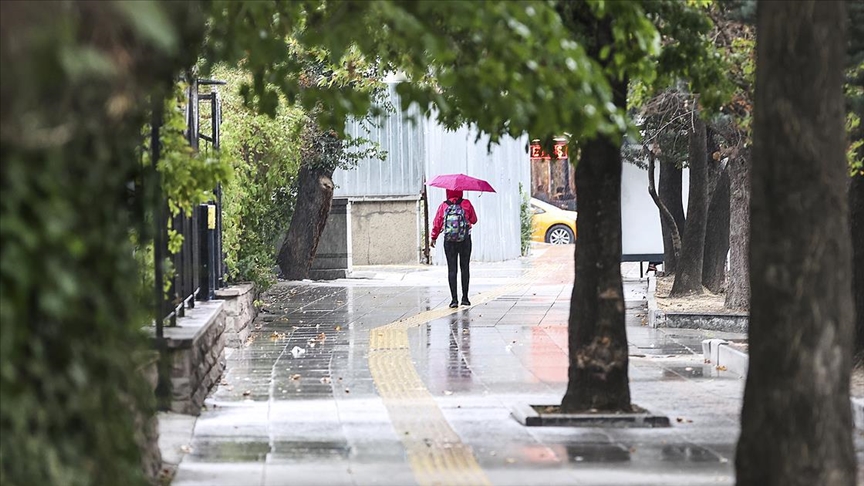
top-left (151, 75), bottom-right (226, 338)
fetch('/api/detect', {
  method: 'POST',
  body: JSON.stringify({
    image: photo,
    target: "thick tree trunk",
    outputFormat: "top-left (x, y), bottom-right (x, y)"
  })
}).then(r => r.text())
top-left (561, 73), bottom-right (630, 412)
top-left (725, 151), bottom-right (751, 310)
top-left (735, 2), bottom-right (855, 485)
top-left (670, 116), bottom-right (709, 296)
top-left (658, 158), bottom-right (686, 275)
top-left (648, 151), bottom-right (682, 270)
top-left (851, 173), bottom-right (864, 357)
top-left (702, 167), bottom-right (730, 293)
top-left (276, 164), bottom-right (335, 280)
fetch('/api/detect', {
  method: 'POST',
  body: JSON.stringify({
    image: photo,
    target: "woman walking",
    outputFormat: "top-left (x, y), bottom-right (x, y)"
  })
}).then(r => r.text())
top-left (430, 189), bottom-right (478, 308)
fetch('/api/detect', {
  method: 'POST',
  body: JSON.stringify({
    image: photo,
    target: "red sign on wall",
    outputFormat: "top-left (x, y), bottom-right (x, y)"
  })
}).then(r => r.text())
top-left (529, 140), bottom-right (568, 160)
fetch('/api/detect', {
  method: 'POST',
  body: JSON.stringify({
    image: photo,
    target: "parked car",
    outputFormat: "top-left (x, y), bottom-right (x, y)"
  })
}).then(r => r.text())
top-left (530, 197), bottom-right (577, 244)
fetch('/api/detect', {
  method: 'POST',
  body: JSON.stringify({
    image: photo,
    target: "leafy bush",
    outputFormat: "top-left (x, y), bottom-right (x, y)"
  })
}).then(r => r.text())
top-left (519, 183), bottom-right (533, 256)
top-left (213, 65), bottom-right (305, 290)
top-left (0, 3), bottom-right (206, 485)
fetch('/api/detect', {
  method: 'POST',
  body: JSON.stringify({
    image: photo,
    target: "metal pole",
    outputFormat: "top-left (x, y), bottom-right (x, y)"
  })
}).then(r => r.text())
top-left (151, 102), bottom-right (165, 339)
top-left (151, 96), bottom-right (173, 411)
top-left (422, 182), bottom-right (430, 265)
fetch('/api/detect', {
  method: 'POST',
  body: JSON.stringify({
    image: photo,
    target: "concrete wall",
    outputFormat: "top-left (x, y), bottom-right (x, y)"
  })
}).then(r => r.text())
top-left (310, 198), bottom-right (352, 279)
top-left (350, 199), bottom-right (419, 265)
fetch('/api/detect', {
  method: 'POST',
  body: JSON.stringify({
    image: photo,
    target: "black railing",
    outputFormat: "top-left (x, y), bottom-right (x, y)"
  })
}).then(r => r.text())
top-left (151, 74), bottom-right (226, 333)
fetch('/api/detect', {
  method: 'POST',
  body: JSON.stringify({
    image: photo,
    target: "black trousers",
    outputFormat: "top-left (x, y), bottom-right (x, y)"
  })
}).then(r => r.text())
top-left (443, 235), bottom-right (472, 301)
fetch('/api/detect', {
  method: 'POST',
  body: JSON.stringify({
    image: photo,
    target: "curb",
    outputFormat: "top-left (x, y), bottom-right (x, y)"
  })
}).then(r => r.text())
top-left (701, 339), bottom-right (748, 377)
top-left (511, 403), bottom-right (671, 428)
top-left (701, 340), bottom-right (864, 430)
top-left (853, 398), bottom-right (864, 429)
top-left (646, 277), bottom-right (749, 332)
top-left (646, 277), bottom-right (665, 328)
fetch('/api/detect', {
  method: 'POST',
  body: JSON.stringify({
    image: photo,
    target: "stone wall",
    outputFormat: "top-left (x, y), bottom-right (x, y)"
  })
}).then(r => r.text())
top-left (161, 301), bottom-right (226, 416)
top-left (134, 351), bottom-right (162, 483)
top-left (215, 283), bottom-right (257, 347)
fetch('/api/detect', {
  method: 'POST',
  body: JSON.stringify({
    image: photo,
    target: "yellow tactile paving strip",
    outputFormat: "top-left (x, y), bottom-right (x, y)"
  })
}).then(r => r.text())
top-left (368, 263), bottom-right (561, 485)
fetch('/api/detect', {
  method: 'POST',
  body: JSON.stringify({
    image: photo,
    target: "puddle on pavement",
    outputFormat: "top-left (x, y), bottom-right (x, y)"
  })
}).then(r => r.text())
top-left (189, 440), bottom-right (270, 462)
top-left (554, 443), bottom-right (724, 464)
top-left (189, 440), bottom-right (352, 462)
top-left (661, 366), bottom-right (713, 380)
top-left (632, 344), bottom-right (693, 356)
top-left (564, 443), bottom-right (631, 463)
top-left (660, 444), bottom-right (723, 462)
top-left (270, 440), bottom-right (352, 459)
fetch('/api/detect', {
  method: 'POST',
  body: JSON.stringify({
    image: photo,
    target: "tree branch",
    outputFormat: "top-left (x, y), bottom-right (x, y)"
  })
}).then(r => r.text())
top-left (646, 147), bottom-right (682, 264)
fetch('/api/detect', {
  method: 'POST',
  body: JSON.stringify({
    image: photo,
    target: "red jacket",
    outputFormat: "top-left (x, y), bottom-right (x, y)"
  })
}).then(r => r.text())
top-left (431, 198), bottom-right (477, 241)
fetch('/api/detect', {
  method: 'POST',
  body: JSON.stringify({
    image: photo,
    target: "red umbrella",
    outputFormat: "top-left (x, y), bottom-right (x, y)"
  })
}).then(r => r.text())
top-left (427, 173), bottom-right (496, 193)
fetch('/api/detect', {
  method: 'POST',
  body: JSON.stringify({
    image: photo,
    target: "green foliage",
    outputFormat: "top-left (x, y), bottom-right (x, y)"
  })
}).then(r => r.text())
top-left (214, 65), bottom-right (305, 289)
top-left (201, 1), bottom-right (622, 144)
top-left (519, 183), bottom-right (533, 256)
top-left (847, 57), bottom-right (864, 175)
top-left (0, 2), bottom-right (206, 485)
top-left (643, 0), bottom-right (734, 113)
top-left (849, 111), bottom-right (864, 176)
top-left (143, 85), bottom-right (234, 219)
top-left (0, 2), bottom-right (751, 485)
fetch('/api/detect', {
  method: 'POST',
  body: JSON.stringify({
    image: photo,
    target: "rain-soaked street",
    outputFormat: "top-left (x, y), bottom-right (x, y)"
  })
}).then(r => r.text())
top-left (168, 246), bottom-right (784, 485)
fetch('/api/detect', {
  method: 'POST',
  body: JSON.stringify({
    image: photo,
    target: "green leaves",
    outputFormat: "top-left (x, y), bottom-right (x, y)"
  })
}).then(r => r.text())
top-left (143, 85), bottom-right (234, 219)
top-left (111, 0), bottom-right (178, 54)
top-left (214, 64), bottom-right (304, 288)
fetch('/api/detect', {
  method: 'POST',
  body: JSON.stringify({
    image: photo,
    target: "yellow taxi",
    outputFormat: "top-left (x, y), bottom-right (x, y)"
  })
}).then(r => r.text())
top-left (530, 198), bottom-right (577, 244)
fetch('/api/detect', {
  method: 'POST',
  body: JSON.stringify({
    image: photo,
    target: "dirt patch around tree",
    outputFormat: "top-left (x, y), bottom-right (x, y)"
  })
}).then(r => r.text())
top-left (654, 275), bottom-right (732, 314)
top-left (852, 364), bottom-right (864, 399)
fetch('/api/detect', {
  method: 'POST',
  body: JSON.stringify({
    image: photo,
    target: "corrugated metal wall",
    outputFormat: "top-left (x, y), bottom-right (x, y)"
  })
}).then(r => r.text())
top-left (423, 125), bottom-right (529, 264)
top-left (334, 83), bottom-right (530, 263)
top-left (335, 84), bottom-right (425, 197)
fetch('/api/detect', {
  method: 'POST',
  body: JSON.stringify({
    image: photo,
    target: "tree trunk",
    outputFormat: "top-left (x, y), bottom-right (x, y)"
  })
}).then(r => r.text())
top-left (725, 150), bottom-right (751, 310)
top-left (735, 2), bottom-right (855, 485)
top-left (851, 173), bottom-right (864, 357)
top-left (561, 72), bottom-right (630, 412)
top-left (659, 156), bottom-right (686, 274)
top-left (276, 164), bottom-right (335, 280)
top-left (702, 167), bottom-right (730, 293)
top-left (670, 116), bottom-right (709, 296)
top-left (648, 151), bottom-right (682, 270)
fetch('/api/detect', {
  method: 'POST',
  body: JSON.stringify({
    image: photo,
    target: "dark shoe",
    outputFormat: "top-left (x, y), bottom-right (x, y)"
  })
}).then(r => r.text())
top-left (461, 297), bottom-right (471, 306)
top-left (449, 300), bottom-right (459, 308)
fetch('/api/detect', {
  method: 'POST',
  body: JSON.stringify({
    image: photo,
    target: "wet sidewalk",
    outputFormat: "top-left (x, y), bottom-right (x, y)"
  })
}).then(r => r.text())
top-left (169, 245), bottom-right (753, 486)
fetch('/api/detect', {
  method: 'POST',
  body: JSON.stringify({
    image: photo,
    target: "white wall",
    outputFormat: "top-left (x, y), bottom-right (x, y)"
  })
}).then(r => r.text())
top-left (621, 162), bottom-right (689, 259)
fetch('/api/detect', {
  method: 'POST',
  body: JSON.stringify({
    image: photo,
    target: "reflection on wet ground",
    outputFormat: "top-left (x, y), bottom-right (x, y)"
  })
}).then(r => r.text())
top-left (174, 255), bottom-right (769, 486)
